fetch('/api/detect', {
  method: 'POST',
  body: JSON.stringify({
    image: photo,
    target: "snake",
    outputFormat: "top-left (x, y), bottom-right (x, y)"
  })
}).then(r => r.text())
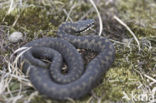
top-left (19, 19), bottom-right (115, 100)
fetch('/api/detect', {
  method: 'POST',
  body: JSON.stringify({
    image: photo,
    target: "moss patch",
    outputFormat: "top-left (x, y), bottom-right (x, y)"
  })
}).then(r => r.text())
top-left (0, 0), bottom-right (156, 103)
top-left (117, 0), bottom-right (156, 36)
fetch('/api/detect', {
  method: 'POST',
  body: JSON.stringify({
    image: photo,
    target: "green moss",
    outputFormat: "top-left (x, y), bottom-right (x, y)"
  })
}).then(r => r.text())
top-left (0, 9), bottom-right (6, 21)
top-left (96, 67), bottom-right (141, 102)
top-left (0, 0), bottom-right (156, 103)
top-left (117, 0), bottom-right (156, 36)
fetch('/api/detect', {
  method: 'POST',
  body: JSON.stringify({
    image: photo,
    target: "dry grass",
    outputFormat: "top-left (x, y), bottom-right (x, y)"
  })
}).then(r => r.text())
top-left (0, 0), bottom-right (156, 103)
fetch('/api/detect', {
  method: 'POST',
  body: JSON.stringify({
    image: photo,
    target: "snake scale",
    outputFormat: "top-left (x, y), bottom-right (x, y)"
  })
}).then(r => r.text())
top-left (20, 19), bottom-right (115, 100)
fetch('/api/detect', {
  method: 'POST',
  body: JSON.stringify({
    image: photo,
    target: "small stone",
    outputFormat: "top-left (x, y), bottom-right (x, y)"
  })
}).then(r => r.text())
top-left (8, 32), bottom-right (23, 43)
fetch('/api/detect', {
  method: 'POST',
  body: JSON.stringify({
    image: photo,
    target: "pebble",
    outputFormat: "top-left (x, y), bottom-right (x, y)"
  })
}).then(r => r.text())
top-left (8, 32), bottom-right (23, 43)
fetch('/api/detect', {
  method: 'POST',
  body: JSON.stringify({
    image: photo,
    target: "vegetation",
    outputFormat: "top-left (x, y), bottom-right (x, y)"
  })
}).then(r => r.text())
top-left (0, 0), bottom-right (155, 103)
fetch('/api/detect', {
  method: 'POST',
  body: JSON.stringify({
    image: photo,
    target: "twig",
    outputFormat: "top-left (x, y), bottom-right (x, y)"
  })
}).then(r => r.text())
top-left (144, 74), bottom-right (156, 85)
top-left (89, 0), bottom-right (103, 36)
top-left (87, 96), bottom-right (93, 103)
top-left (26, 92), bottom-right (38, 103)
top-left (12, 13), bottom-right (21, 27)
top-left (113, 15), bottom-right (141, 51)
top-left (8, 0), bottom-right (15, 14)
top-left (63, 9), bottom-right (73, 22)
top-left (67, 97), bottom-right (76, 103)
top-left (65, 2), bottom-right (76, 22)
top-left (109, 39), bottom-right (126, 45)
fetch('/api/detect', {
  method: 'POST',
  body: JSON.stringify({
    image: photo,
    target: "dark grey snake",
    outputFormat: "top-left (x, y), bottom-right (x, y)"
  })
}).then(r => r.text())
top-left (20, 19), bottom-right (115, 100)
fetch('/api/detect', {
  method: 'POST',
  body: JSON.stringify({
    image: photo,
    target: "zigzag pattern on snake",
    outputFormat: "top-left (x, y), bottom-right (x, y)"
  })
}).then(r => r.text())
top-left (20, 19), bottom-right (115, 100)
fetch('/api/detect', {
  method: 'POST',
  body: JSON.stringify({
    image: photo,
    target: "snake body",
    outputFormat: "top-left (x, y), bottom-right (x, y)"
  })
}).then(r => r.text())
top-left (20, 19), bottom-right (115, 100)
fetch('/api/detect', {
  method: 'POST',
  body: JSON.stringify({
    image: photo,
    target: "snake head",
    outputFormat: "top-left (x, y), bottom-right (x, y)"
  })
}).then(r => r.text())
top-left (73, 19), bottom-right (95, 33)
top-left (58, 19), bottom-right (95, 34)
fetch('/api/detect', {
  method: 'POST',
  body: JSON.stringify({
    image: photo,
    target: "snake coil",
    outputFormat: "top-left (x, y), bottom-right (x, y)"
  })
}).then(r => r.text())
top-left (20, 19), bottom-right (115, 100)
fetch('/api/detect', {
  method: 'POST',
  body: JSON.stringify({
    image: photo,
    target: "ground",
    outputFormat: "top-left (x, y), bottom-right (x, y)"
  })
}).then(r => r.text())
top-left (0, 0), bottom-right (156, 103)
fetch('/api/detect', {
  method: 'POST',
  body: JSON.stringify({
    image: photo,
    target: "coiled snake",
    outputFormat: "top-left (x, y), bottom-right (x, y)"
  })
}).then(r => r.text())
top-left (20, 19), bottom-right (115, 100)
